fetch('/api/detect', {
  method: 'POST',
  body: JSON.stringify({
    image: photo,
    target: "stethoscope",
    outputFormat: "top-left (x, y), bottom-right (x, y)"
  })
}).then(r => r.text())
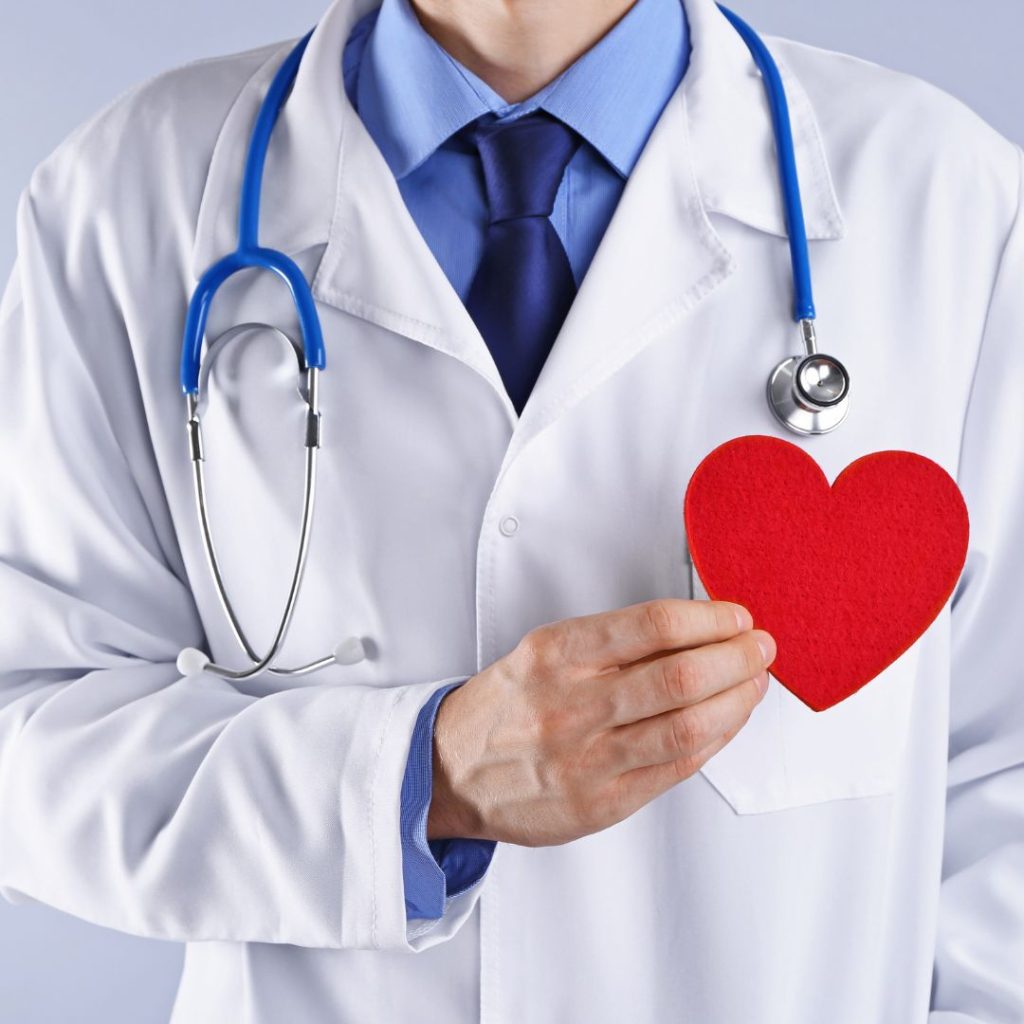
top-left (716, 6), bottom-right (851, 437)
top-left (176, 4), bottom-right (850, 680)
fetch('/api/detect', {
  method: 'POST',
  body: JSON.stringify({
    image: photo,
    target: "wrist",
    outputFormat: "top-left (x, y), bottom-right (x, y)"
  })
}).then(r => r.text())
top-left (426, 690), bottom-right (486, 841)
top-left (426, 788), bottom-right (467, 842)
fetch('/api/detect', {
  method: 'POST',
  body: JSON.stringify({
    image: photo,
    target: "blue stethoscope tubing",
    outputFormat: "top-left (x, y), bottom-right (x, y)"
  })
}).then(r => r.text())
top-left (177, 4), bottom-right (844, 680)
top-left (180, 28), bottom-right (320, 396)
top-left (716, 5), bottom-right (815, 323)
top-left (180, 5), bottom-right (817, 395)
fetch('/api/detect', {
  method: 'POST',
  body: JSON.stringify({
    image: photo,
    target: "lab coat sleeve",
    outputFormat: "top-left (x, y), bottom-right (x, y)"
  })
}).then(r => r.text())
top-left (0, 166), bottom-right (490, 953)
top-left (929, 143), bottom-right (1024, 1021)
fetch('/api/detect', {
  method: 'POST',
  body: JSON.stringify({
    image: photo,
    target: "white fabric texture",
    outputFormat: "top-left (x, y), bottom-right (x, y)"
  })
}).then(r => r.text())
top-left (0, 0), bottom-right (1021, 1019)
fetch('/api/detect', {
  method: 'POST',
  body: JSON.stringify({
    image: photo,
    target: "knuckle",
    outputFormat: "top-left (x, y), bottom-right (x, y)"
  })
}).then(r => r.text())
top-left (642, 599), bottom-right (679, 647)
top-left (670, 706), bottom-right (707, 755)
top-left (664, 651), bottom-right (703, 704)
top-left (518, 625), bottom-right (560, 674)
top-left (671, 751), bottom-right (703, 784)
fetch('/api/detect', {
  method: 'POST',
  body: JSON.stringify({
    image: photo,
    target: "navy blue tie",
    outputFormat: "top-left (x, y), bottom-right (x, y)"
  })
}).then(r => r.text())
top-left (463, 112), bottom-right (583, 415)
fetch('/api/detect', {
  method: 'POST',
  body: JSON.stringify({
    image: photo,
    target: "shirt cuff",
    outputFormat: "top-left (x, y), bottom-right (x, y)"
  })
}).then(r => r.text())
top-left (399, 679), bottom-right (497, 920)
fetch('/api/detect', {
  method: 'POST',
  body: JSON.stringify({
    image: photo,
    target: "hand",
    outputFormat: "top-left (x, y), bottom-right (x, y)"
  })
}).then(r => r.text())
top-left (426, 598), bottom-right (775, 847)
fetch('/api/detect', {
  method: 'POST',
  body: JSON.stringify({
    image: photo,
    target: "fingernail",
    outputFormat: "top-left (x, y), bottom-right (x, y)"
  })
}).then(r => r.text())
top-left (756, 671), bottom-right (770, 695)
top-left (755, 632), bottom-right (775, 663)
top-left (734, 606), bottom-right (753, 630)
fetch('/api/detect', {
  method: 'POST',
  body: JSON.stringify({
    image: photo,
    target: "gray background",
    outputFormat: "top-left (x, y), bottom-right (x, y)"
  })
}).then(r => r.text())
top-left (0, 1), bottom-right (1021, 1021)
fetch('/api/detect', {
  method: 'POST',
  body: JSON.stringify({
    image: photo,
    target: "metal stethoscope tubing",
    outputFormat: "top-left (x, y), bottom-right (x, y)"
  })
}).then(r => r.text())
top-left (176, 32), bottom-right (364, 679)
top-left (176, 358), bottom-right (365, 680)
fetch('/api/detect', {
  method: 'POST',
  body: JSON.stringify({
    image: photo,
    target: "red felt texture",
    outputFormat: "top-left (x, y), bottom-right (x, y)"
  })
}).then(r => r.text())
top-left (683, 435), bottom-right (970, 712)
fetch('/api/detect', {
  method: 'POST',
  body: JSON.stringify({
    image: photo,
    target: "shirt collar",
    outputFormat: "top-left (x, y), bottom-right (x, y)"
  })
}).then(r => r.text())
top-left (342, 0), bottom-right (485, 179)
top-left (346, 0), bottom-right (691, 180)
top-left (534, 0), bottom-right (691, 178)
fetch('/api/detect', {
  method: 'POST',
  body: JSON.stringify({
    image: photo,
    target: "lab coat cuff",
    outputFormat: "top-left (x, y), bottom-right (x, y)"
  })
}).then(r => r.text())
top-left (353, 674), bottom-right (495, 952)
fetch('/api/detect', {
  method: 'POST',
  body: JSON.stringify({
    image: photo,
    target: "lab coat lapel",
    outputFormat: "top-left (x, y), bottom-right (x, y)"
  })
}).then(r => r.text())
top-left (298, 0), bottom-right (510, 402)
top-left (190, 0), bottom-right (366, 286)
top-left (190, 0), bottom-right (510, 406)
top-left (310, 95), bottom-right (509, 401)
top-left (506, 81), bottom-right (734, 460)
top-left (683, 1), bottom-right (846, 242)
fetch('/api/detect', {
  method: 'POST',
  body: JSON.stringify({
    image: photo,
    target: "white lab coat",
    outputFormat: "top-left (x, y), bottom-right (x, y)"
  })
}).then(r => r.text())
top-left (0, 0), bottom-right (1022, 1019)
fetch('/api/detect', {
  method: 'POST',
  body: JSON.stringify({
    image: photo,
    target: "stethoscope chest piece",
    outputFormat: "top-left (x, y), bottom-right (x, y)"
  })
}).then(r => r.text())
top-left (766, 320), bottom-right (850, 435)
top-left (713, 3), bottom-right (853, 438)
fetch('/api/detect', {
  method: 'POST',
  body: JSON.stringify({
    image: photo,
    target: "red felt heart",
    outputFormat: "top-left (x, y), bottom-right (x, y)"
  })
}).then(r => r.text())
top-left (683, 435), bottom-right (969, 711)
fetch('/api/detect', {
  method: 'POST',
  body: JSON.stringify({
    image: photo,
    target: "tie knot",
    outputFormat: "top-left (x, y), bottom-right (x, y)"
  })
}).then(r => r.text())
top-left (465, 111), bottom-right (582, 224)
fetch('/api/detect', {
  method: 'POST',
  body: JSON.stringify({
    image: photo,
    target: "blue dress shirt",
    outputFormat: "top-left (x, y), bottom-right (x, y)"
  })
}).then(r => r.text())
top-left (341, 0), bottom-right (691, 920)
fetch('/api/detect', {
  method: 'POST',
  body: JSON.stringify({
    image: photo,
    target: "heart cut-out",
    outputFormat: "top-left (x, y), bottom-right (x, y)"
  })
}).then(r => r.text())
top-left (683, 435), bottom-right (969, 711)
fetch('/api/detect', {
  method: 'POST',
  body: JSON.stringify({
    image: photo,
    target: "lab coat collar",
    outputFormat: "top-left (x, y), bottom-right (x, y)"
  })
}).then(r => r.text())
top-left (683, 1), bottom-right (846, 242)
top-left (190, 0), bottom-right (846, 444)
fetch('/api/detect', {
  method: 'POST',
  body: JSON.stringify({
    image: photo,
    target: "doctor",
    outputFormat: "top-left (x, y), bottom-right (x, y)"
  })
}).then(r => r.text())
top-left (0, 0), bottom-right (1022, 1021)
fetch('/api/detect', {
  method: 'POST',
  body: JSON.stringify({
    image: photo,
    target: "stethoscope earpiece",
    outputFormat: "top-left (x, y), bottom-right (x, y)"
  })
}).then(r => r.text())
top-left (177, 647), bottom-right (211, 677)
top-left (333, 637), bottom-right (368, 666)
top-left (176, 635), bottom-right (367, 679)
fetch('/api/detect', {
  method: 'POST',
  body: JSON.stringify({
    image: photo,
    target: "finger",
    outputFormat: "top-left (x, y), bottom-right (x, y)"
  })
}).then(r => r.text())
top-left (610, 694), bottom-right (761, 812)
top-left (592, 629), bottom-right (775, 728)
top-left (532, 598), bottom-right (753, 675)
top-left (603, 672), bottom-right (768, 774)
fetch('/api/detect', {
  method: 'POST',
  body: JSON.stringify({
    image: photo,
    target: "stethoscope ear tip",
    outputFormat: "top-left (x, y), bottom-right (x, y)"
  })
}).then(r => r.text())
top-left (177, 647), bottom-right (211, 677)
top-left (333, 637), bottom-right (367, 666)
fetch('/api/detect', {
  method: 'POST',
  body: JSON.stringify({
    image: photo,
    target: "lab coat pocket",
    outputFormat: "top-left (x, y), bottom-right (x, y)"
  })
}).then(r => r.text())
top-left (687, 549), bottom-right (919, 814)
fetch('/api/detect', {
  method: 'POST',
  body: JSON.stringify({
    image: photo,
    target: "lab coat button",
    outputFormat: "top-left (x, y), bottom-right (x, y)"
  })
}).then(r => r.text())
top-left (499, 514), bottom-right (520, 537)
